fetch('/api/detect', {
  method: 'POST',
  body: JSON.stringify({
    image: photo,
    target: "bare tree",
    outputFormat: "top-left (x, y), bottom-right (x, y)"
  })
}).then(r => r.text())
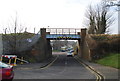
top-left (84, 1), bottom-right (115, 34)
top-left (2, 14), bottom-right (27, 55)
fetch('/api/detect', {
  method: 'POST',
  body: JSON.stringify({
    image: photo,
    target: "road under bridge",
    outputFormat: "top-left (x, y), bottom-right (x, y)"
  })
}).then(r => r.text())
top-left (40, 28), bottom-right (91, 61)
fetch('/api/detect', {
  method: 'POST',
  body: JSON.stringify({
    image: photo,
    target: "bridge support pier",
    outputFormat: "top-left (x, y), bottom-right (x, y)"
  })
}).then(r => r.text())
top-left (79, 28), bottom-right (91, 61)
top-left (77, 32), bottom-right (81, 57)
top-left (29, 28), bottom-right (52, 62)
top-left (40, 28), bottom-right (52, 60)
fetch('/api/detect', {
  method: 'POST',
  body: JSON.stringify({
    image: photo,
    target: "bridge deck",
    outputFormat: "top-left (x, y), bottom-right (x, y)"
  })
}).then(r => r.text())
top-left (46, 34), bottom-right (80, 40)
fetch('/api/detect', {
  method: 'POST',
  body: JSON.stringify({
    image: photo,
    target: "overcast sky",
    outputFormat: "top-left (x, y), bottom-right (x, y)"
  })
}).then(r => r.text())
top-left (0, 0), bottom-right (118, 34)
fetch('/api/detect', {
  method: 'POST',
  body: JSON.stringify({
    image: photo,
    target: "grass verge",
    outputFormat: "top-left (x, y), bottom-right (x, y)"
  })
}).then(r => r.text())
top-left (95, 53), bottom-right (120, 69)
top-left (52, 50), bottom-right (60, 52)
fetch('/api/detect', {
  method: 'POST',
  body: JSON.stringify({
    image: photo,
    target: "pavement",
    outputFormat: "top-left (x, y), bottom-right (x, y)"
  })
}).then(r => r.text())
top-left (75, 56), bottom-right (119, 80)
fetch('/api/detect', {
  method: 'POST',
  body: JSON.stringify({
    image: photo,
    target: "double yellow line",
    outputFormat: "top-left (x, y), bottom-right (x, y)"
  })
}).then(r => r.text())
top-left (40, 55), bottom-right (59, 69)
top-left (74, 57), bottom-right (104, 81)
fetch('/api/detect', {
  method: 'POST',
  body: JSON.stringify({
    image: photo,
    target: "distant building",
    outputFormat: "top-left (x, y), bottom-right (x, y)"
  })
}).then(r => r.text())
top-left (0, 34), bottom-right (3, 55)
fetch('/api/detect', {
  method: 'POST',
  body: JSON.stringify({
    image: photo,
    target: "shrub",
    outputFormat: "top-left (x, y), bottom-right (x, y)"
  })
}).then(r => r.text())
top-left (88, 34), bottom-right (120, 60)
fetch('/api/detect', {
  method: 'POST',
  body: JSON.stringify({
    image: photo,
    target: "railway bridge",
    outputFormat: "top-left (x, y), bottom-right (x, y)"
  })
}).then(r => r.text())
top-left (40, 28), bottom-right (91, 61)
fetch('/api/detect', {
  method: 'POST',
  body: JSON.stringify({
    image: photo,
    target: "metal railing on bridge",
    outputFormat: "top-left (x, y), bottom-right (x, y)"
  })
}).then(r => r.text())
top-left (46, 28), bottom-right (81, 40)
top-left (46, 28), bottom-right (81, 34)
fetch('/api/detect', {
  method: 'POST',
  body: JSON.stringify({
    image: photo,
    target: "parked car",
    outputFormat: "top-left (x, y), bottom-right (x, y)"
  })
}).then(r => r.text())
top-left (67, 50), bottom-right (74, 57)
top-left (0, 61), bottom-right (14, 81)
top-left (61, 50), bottom-right (66, 52)
top-left (70, 50), bottom-right (74, 53)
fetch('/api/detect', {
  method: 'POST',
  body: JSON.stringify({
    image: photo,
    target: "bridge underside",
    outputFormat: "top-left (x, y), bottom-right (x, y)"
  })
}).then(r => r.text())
top-left (46, 34), bottom-right (81, 40)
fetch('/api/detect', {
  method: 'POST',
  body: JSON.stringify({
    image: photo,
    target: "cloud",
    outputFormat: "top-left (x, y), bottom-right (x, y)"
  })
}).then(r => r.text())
top-left (0, 0), bottom-right (118, 34)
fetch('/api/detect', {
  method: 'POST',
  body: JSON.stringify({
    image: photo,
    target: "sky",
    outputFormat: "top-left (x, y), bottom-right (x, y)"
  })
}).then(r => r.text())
top-left (0, 0), bottom-right (118, 34)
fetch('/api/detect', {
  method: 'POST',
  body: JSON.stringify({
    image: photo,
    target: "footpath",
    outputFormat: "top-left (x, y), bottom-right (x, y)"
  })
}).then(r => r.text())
top-left (75, 56), bottom-right (119, 80)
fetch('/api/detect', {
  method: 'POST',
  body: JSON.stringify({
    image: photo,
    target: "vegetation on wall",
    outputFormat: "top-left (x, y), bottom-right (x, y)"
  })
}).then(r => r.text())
top-left (87, 34), bottom-right (120, 60)
top-left (90, 34), bottom-right (120, 41)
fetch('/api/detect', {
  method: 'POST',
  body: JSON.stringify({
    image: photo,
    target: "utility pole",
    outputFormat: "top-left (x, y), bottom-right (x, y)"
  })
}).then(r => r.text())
top-left (4, 28), bottom-right (7, 55)
top-left (14, 12), bottom-right (17, 54)
top-left (34, 27), bottom-right (35, 34)
top-left (106, 0), bottom-right (120, 34)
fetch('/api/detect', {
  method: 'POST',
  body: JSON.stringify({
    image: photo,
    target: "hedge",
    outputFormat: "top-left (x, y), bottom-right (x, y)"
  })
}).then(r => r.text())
top-left (88, 34), bottom-right (120, 60)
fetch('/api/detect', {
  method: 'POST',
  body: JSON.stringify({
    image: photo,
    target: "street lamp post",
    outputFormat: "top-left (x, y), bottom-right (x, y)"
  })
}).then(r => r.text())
top-left (106, 0), bottom-right (120, 34)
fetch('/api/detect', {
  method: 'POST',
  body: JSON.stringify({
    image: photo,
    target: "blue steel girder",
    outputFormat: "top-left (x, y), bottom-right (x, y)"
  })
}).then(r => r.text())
top-left (46, 34), bottom-right (81, 40)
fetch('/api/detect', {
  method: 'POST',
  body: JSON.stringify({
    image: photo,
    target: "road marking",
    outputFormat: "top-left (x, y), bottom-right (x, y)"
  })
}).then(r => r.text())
top-left (74, 57), bottom-right (104, 81)
top-left (40, 55), bottom-right (59, 69)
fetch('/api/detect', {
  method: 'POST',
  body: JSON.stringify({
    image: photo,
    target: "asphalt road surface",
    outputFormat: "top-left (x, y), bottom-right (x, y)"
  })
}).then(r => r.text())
top-left (13, 52), bottom-right (96, 80)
